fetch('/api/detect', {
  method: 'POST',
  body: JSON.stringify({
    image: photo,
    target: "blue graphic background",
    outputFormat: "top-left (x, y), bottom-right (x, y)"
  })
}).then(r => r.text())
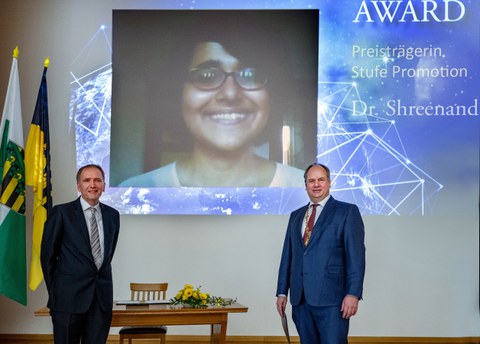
top-left (69, 0), bottom-right (479, 215)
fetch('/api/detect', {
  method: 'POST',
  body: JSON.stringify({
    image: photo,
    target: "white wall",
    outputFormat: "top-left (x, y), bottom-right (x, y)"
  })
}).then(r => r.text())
top-left (0, 0), bottom-right (479, 337)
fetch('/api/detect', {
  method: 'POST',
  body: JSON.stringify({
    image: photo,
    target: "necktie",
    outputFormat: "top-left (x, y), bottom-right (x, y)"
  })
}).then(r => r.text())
top-left (89, 207), bottom-right (102, 269)
top-left (303, 204), bottom-right (318, 246)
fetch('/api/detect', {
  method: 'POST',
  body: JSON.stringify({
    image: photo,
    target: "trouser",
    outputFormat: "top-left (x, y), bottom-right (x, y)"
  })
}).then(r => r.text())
top-left (292, 299), bottom-right (349, 344)
top-left (51, 301), bottom-right (112, 344)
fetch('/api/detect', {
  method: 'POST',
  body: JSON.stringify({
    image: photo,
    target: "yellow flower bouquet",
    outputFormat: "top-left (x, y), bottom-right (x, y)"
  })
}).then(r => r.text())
top-left (170, 284), bottom-right (236, 308)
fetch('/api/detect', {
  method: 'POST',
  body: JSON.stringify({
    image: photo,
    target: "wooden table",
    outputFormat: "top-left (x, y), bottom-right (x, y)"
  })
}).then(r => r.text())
top-left (35, 302), bottom-right (248, 344)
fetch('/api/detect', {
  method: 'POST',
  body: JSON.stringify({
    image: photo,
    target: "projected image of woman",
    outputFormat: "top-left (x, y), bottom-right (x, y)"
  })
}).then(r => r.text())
top-left (114, 11), bottom-right (318, 188)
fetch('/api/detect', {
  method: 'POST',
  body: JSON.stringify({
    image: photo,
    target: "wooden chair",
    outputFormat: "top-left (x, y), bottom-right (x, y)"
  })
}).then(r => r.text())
top-left (119, 283), bottom-right (169, 344)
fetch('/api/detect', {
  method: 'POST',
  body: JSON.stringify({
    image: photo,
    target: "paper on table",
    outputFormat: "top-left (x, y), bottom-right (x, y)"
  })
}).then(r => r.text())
top-left (115, 300), bottom-right (170, 305)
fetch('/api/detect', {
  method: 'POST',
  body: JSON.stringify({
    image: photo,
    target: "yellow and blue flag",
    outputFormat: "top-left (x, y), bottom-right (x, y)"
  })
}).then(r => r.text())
top-left (26, 59), bottom-right (52, 292)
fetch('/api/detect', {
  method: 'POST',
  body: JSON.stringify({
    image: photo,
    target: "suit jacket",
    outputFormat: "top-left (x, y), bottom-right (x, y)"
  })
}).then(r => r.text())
top-left (276, 196), bottom-right (365, 307)
top-left (41, 197), bottom-right (120, 313)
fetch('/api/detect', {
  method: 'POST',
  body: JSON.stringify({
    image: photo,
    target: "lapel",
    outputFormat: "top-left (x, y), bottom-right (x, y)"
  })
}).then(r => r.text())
top-left (307, 196), bottom-right (336, 246)
top-left (295, 203), bottom-right (309, 246)
top-left (74, 197), bottom-right (91, 246)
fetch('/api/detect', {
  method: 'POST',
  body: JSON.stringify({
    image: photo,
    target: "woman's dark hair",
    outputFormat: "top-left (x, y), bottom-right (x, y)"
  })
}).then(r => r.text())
top-left (149, 10), bottom-right (294, 133)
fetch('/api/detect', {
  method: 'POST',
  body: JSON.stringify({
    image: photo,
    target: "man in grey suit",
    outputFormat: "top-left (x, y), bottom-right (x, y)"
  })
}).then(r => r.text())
top-left (276, 163), bottom-right (365, 344)
top-left (41, 164), bottom-right (120, 343)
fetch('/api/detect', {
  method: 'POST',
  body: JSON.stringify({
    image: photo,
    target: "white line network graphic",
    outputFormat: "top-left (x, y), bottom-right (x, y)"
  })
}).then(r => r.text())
top-left (318, 81), bottom-right (442, 215)
top-left (68, 25), bottom-right (443, 215)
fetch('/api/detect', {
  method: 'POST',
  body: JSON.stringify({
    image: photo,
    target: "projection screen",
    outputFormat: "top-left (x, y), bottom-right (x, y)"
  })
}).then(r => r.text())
top-left (69, 1), bottom-right (479, 215)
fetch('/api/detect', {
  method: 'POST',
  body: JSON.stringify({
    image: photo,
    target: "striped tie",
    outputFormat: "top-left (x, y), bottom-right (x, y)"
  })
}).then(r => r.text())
top-left (89, 207), bottom-right (102, 269)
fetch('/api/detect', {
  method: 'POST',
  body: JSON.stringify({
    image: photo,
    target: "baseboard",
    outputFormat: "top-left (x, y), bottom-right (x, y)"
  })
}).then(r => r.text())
top-left (0, 334), bottom-right (479, 344)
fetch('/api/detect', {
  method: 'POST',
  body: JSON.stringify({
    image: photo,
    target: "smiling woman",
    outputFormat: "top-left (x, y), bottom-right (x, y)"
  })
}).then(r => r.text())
top-left (177, 41), bottom-right (275, 186)
top-left (110, 10), bottom-right (318, 188)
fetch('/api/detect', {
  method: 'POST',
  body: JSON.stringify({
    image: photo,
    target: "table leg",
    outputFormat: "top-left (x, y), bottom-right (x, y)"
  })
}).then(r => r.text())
top-left (210, 314), bottom-right (228, 344)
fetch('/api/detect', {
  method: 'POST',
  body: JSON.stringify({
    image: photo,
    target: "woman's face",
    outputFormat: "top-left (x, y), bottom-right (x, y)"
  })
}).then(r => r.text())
top-left (182, 42), bottom-right (270, 154)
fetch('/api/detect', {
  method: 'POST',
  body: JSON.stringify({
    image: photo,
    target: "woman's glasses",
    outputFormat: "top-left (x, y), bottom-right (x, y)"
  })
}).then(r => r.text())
top-left (187, 67), bottom-right (268, 91)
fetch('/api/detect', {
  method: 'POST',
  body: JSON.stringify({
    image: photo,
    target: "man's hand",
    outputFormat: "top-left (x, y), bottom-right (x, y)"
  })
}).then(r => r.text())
top-left (341, 295), bottom-right (359, 319)
top-left (276, 296), bottom-right (287, 317)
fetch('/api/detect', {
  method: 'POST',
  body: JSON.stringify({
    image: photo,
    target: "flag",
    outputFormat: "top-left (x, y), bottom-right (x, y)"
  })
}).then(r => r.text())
top-left (0, 46), bottom-right (27, 305)
top-left (26, 58), bottom-right (52, 291)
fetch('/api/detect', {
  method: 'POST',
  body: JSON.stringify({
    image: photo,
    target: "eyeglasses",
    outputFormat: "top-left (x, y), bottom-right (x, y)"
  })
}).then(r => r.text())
top-left (187, 67), bottom-right (268, 91)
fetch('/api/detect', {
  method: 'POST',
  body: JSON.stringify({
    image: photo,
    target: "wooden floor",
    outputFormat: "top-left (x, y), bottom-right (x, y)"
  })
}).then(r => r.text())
top-left (0, 337), bottom-right (467, 343)
top-left (1, 335), bottom-right (480, 344)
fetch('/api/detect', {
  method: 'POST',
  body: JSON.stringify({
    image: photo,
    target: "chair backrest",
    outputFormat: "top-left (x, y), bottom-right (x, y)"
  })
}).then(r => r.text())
top-left (130, 283), bottom-right (168, 301)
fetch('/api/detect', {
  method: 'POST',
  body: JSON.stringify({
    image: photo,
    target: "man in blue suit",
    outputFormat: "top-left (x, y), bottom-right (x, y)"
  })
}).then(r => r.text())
top-left (41, 164), bottom-right (120, 343)
top-left (276, 163), bottom-right (365, 344)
